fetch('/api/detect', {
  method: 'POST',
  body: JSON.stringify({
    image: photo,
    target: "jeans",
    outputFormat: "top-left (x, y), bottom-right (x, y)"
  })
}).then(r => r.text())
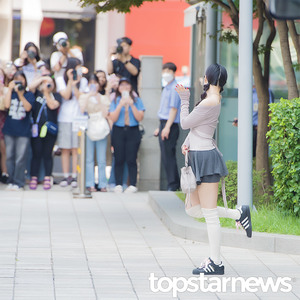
top-left (108, 155), bottom-right (128, 188)
top-left (5, 135), bottom-right (30, 187)
top-left (85, 135), bottom-right (107, 189)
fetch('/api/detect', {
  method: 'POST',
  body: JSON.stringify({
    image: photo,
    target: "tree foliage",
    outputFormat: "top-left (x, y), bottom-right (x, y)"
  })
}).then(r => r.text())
top-left (77, 0), bottom-right (163, 13)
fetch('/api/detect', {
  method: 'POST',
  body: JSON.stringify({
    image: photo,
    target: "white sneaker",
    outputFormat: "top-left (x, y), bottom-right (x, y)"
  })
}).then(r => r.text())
top-left (11, 184), bottom-right (24, 191)
top-left (124, 185), bottom-right (138, 193)
top-left (5, 183), bottom-right (14, 191)
top-left (114, 185), bottom-right (123, 193)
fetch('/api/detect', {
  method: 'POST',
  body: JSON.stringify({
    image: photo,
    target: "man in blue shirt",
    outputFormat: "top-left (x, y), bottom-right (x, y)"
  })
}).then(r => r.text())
top-left (154, 62), bottom-right (181, 191)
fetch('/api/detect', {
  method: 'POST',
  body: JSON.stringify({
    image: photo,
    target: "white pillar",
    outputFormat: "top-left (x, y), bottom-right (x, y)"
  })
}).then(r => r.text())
top-left (95, 13), bottom-right (109, 71)
top-left (0, 0), bottom-right (13, 61)
top-left (138, 56), bottom-right (163, 191)
top-left (20, 0), bottom-right (43, 51)
top-left (237, 1), bottom-right (253, 207)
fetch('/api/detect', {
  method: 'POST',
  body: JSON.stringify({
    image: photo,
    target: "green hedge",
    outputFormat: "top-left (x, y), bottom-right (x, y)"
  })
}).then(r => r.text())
top-left (218, 161), bottom-right (270, 209)
top-left (266, 98), bottom-right (300, 216)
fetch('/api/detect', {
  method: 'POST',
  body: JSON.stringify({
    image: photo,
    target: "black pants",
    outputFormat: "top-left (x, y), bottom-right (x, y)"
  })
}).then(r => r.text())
top-left (31, 134), bottom-right (57, 177)
top-left (159, 120), bottom-right (180, 191)
top-left (111, 125), bottom-right (141, 186)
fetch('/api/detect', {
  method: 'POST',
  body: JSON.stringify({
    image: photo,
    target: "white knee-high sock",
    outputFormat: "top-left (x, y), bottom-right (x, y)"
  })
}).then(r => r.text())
top-left (186, 204), bottom-right (240, 220)
top-left (202, 208), bottom-right (221, 265)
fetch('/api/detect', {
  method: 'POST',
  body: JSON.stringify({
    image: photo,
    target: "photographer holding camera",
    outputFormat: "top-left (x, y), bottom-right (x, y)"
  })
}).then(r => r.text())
top-left (50, 32), bottom-right (83, 80)
top-left (2, 71), bottom-right (35, 190)
top-left (107, 37), bottom-right (140, 93)
top-left (14, 42), bottom-right (44, 85)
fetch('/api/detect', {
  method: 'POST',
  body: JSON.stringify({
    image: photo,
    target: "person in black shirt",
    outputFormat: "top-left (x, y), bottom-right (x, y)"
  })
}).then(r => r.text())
top-left (29, 75), bottom-right (61, 190)
top-left (107, 37), bottom-right (140, 93)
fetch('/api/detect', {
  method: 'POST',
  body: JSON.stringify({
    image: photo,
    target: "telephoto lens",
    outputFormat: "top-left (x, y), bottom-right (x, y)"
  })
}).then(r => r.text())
top-left (15, 81), bottom-right (24, 91)
top-left (17, 84), bottom-right (24, 91)
top-left (116, 45), bottom-right (123, 54)
top-left (59, 39), bottom-right (68, 48)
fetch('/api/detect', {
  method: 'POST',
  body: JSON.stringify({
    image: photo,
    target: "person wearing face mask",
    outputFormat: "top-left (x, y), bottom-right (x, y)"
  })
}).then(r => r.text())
top-left (55, 57), bottom-right (87, 188)
top-left (154, 62), bottom-right (181, 191)
top-left (14, 42), bottom-right (45, 85)
top-left (2, 71), bottom-right (35, 190)
top-left (107, 37), bottom-right (140, 93)
top-left (28, 75), bottom-right (61, 190)
top-left (50, 32), bottom-right (83, 81)
top-left (108, 77), bottom-right (145, 193)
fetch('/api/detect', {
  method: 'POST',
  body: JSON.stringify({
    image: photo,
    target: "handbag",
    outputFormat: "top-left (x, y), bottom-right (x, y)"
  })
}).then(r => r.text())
top-left (180, 152), bottom-right (197, 207)
top-left (45, 121), bottom-right (58, 135)
top-left (86, 111), bottom-right (110, 141)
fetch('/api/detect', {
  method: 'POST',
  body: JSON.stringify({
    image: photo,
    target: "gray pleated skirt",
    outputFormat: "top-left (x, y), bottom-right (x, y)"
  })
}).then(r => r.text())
top-left (188, 149), bottom-right (228, 185)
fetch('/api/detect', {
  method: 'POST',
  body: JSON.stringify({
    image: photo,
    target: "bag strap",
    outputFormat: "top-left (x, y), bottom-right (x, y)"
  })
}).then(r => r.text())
top-left (185, 151), bottom-right (189, 167)
top-left (36, 101), bottom-right (47, 124)
top-left (221, 177), bottom-right (228, 209)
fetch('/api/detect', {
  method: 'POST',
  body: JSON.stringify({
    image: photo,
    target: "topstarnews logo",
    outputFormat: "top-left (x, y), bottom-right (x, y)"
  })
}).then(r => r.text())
top-left (149, 273), bottom-right (292, 297)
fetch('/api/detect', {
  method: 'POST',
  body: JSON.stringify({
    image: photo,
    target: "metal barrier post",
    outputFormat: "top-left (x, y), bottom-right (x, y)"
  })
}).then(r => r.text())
top-left (73, 127), bottom-right (92, 198)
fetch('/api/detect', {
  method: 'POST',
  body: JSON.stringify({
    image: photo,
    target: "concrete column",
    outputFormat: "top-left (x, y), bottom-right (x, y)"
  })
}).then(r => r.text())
top-left (95, 13), bottom-right (109, 71)
top-left (138, 56), bottom-right (163, 191)
top-left (237, 1), bottom-right (253, 207)
top-left (20, 0), bottom-right (43, 51)
top-left (205, 3), bottom-right (217, 69)
top-left (0, 0), bottom-right (13, 61)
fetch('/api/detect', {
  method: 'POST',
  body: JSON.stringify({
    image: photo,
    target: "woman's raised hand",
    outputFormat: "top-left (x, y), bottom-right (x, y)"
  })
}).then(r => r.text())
top-left (175, 84), bottom-right (190, 101)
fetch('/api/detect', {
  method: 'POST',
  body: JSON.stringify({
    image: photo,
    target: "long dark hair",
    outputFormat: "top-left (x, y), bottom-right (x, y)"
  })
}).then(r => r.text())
top-left (115, 80), bottom-right (136, 103)
top-left (13, 70), bottom-right (28, 89)
top-left (95, 70), bottom-right (107, 93)
top-left (197, 63), bottom-right (227, 105)
top-left (64, 57), bottom-right (81, 84)
top-left (23, 42), bottom-right (41, 65)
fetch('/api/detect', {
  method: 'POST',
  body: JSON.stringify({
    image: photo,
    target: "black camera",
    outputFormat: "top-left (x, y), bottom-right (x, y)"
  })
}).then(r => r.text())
top-left (72, 70), bottom-right (77, 81)
top-left (58, 38), bottom-right (68, 48)
top-left (47, 83), bottom-right (52, 89)
top-left (15, 81), bottom-right (24, 91)
top-left (27, 50), bottom-right (36, 59)
top-left (116, 38), bottom-right (123, 54)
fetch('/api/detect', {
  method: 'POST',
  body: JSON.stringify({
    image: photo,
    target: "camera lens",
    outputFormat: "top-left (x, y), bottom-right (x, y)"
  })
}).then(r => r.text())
top-left (17, 84), bottom-right (24, 91)
top-left (47, 84), bottom-right (51, 88)
top-left (59, 39), bottom-right (68, 47)
top-left (27, 50), bottom-right (36, 59)
top-left (116, 45), bottom-right (123, 54)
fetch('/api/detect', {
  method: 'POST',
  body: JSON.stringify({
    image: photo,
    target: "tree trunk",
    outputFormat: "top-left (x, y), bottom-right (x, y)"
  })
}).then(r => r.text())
top-left (277, 20), bottom-right (299, 99)
top-left (252, 50), bottom-right (271, 188)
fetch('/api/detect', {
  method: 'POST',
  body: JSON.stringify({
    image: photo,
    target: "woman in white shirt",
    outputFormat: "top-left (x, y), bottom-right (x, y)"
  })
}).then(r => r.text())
top-left (56, 57), bottom-right (88, 188)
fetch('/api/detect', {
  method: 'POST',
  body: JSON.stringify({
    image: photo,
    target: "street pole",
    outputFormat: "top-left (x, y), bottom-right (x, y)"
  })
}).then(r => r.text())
top-left (237, 0), bottom-right (253, 207)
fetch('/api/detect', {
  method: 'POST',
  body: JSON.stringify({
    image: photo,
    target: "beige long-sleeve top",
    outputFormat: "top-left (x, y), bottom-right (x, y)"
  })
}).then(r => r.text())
top-left (79, 93), bottom-right (110, 117)
top-left (178, 90), bottom-right (221, 150)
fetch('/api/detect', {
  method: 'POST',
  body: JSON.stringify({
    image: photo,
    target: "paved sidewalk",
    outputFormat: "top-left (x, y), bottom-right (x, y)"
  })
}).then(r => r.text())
top-left (0, 186), bottom-right (299, 300)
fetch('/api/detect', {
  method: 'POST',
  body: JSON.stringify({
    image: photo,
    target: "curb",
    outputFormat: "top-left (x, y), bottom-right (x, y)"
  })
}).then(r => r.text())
top-left (148, 191), bottom-right (300, 255)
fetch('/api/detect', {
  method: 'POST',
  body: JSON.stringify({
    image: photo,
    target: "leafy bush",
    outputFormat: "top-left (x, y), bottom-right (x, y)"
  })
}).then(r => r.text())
top-left (217, 160), bottom-right (271, 209)
top-left (266, 98), bottom-right (300, 216)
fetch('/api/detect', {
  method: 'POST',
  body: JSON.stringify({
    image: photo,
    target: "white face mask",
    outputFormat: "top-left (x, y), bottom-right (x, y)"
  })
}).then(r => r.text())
top-left (162, 73), bottom-right (174, 84)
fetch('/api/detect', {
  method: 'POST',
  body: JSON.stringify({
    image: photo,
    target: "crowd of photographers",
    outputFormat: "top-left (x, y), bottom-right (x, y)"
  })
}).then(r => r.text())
top-left (0, 32), bottom-right (144, 193)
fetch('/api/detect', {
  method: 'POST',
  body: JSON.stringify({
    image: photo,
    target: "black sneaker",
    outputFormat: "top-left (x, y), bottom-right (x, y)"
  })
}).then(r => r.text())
top-left (236, 205), bottom-right (252, 238)
top-left (0, 173), bottom-right (9, 184)
top-left (192, 258), bottom-right (224, 275)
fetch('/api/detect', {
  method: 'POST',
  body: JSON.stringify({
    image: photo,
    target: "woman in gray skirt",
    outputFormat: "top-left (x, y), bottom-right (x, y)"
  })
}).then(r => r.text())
top-left (175, 63), bottom-right (252, 275)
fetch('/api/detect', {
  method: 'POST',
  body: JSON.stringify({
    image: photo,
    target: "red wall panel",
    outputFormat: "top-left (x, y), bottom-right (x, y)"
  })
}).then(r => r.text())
top-left (125, 0), bottom-right (191, 76)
